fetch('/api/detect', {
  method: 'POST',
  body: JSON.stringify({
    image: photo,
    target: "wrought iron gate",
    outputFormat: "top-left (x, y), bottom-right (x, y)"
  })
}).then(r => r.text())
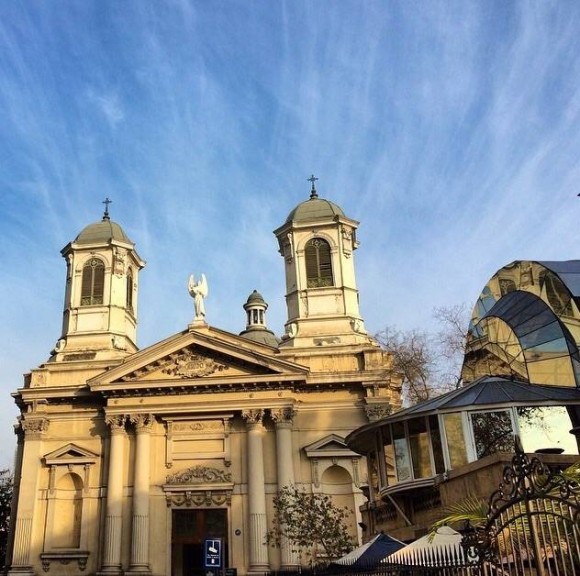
top-left (463, 441), bottom-right (580, 576)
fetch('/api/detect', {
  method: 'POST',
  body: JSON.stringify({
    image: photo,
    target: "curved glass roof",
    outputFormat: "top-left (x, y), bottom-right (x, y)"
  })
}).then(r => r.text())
top-left (539, 260), bottom-right (580, 298)
top-left (463, 261), bottom-right (580, 387)
top-left (346, 376), bottom-right (580, 454)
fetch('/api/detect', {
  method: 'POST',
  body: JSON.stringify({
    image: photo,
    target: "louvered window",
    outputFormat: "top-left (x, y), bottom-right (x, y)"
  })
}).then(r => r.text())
top-left (305, 238), bottom-right (333, 288)
top-left (81, 258), bottom-right (105, 305)
top-left (126, 268), bottom-right (134, 312)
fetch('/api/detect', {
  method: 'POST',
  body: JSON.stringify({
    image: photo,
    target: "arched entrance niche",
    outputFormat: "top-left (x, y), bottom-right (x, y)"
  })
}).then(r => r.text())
top-left (303, 435), bottom-right (366, 544)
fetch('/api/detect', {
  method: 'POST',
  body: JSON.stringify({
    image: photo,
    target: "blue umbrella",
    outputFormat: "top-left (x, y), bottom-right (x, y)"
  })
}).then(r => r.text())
top-left (331, 533), bottom-right (405, 569)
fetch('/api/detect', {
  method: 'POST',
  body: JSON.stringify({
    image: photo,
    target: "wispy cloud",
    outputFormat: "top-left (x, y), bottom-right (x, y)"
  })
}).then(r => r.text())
top-left (1, 1), bottom-right (580, 467)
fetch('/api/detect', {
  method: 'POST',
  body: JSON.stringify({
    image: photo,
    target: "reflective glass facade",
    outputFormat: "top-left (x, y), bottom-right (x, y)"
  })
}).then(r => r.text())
top-left (463, 261), bottom-right (580, 387)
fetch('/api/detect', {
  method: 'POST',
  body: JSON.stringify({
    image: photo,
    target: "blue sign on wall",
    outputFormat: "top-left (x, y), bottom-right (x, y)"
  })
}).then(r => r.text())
top-left (204, 539), bottom-right (222, 568)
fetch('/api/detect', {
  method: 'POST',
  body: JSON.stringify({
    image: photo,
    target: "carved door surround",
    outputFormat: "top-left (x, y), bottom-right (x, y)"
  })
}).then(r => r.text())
top-left (163, 465), bottom-right (234, 508)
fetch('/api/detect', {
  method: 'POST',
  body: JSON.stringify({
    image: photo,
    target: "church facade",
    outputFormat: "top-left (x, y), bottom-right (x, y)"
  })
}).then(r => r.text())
top-left (6, 185), bottom-right (400, 576)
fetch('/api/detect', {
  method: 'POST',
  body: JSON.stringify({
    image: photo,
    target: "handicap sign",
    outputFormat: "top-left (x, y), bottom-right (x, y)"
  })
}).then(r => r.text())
top-left (204, 538), bottom-right (222, 568)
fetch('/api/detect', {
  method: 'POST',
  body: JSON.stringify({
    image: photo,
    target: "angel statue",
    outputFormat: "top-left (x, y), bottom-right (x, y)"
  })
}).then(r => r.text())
top-left (188, 273), bottom-right (208, 320)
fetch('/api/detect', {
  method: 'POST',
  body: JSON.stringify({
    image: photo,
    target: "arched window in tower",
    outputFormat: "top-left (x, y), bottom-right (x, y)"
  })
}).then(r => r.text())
top-left (126, 268), bottom-right (134, 312)
top-left (81, 258), bottom-right (105, 306)
top-left (305, 238), bottom-right (334, 288)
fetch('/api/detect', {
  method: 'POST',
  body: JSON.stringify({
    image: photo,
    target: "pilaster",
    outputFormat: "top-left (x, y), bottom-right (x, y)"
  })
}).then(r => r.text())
top-left (271, 408), bottom-right (299, 569)
top-left (242, 409), bottom-right (270, 573)
top-left (7, 418), bottom-right (49, 576)
top-left (127, 414), bottom-right (153, 576)
top-left (98, 415), bottom-right (126, 576)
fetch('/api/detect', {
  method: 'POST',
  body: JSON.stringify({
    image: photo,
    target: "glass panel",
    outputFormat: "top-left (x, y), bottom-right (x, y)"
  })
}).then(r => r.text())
top-left (527, 357), bottom-right (576, 387)
top-left (392, 422), bottom-right (412, 482)
top-left (429, 416), bottom-right (445, 474)
top-left (519, 322), bottom-right (566, 350)
top-left (470, 410), bottom-right (514, 459)
top-left (408, 418), bottom-right (431, 479)
top-left (367, 452), bottom-right (379, 494)
top-left (381, 426), bottom-right (396, 487)
top-left (443, 413), bottom-right (468, 468)
top-left (519, 406), bottom-right (577, 454)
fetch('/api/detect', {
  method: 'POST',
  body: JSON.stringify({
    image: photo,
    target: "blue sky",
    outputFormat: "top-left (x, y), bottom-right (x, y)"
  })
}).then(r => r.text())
top-left (1, 2), bottom-right (580, 466)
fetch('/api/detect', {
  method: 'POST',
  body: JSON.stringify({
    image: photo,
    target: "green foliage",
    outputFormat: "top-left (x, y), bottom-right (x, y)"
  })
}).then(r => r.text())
top-left (431, 495), bottom-right (488, 534)
top-left (0, 469), bottom-right (13, 568)
top-left (265, 485), bottom-right (354, 564)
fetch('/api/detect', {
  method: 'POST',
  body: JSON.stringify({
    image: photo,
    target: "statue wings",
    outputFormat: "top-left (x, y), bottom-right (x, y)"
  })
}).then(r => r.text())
top-left (188, 273), bottom-right (208, 297)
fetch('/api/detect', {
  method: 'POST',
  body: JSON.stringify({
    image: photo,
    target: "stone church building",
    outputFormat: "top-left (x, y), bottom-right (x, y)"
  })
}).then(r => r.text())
top-left (6, 184), bottom-right (400, 576)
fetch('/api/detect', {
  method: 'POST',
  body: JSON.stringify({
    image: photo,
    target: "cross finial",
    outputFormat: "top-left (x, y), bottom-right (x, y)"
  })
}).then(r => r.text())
top-left (307, 174), bottom-right (319, 199)
top-left (102, 197), bottom-right (112, 221)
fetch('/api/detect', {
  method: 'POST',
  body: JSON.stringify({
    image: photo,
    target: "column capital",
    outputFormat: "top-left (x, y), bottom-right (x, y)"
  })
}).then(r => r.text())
top-left (129, 413), bottom-right (153, 432)
top-left (20, 418), bottom-right (49, 438)
top-left (242, 409), bottom-right (264, 426)
top-left (105, 415), bottom-right (127, 433)
top-left (271, 407), bottom-right (295, 427)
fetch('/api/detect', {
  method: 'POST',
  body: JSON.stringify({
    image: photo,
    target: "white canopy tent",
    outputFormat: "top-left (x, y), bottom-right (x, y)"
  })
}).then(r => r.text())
top-left (382, 526), bottom-right (469, 567)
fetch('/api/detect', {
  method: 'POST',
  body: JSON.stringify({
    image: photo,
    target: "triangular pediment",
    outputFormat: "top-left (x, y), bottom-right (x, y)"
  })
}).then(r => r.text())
top-left (89, 326), bottom-right (308, 391)
top-left (304, 434), bottom-right (359, 458)
top-left (44, 443), bottom-right (99, 466)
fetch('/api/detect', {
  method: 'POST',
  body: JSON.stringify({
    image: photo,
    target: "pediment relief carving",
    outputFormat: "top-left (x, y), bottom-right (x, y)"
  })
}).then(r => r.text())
top-left (119, 345), bottom-right (272, 382)
top-left (166, 465), bottom-right (232, 485)
top-left (162, 350), bottom-right (229, 379)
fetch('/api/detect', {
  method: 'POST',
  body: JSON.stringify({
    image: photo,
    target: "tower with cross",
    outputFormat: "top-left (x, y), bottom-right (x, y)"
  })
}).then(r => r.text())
top-left (56, 199), bottom-right (145, 359)
top-left (274, 175), bottom-right (369, 348)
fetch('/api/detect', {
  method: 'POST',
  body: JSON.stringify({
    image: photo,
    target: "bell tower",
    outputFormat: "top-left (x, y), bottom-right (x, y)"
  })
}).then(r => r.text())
top-left (274, 177), bottom-right (369, 348)
top-left (55, 200), bottom-right (145, 360)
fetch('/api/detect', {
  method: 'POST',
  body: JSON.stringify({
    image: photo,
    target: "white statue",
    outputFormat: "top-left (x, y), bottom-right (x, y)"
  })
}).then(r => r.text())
top-left (188, 273), bottom-right (208, 320)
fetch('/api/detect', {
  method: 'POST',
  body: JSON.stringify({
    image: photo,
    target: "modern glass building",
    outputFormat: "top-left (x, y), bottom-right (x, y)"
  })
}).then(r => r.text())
top-left (346, 260), bottom-right (580, 541)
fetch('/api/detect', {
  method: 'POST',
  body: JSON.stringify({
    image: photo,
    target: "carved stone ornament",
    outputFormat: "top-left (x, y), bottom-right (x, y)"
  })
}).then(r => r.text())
top-left (40, 551), bottom-right (89, 573)
top-left (241, 409), bottom-right (264, 424)
top-left (162, 350), bottom-right (228, 379)
top-left (129, 413), bottom-right (153, 431)
top-left (364, 403), bottom-right (392, 422)
top-left (271, 407), bottom-right (295, 424)
top-left (113, 248), bottom-right (126, 276)
top-left (21, 418), bottom-right (49, 436)
top-left (166, 465), bottom-right (232, 485)
top-left (104, 415), bottom-right (126, 430)
top-left (172, 421), bottom-right (223, 433)
top-left (165, 490), bottom-right (232, 508)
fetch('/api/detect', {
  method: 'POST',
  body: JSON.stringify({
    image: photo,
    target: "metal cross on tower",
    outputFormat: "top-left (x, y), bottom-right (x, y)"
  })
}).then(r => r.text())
top-left (307, 174), bottom-right (319, 199)
top-left (102, 197), bottom-right (112, 220)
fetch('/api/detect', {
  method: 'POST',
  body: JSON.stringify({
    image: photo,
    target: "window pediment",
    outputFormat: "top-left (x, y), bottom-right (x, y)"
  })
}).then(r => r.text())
top-left (44, 444), bottom-right (99, 467)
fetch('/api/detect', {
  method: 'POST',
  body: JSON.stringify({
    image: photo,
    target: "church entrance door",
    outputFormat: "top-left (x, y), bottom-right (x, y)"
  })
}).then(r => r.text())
top-left (171, 509), bottom-right (228, 576)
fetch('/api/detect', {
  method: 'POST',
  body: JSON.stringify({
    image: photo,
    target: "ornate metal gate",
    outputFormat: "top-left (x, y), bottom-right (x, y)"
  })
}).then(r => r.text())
top-left (463, 441), bottom-right (580, 576)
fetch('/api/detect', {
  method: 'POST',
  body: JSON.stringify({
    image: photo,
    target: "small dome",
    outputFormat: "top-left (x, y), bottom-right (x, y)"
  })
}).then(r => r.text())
top-left (286, 196), bottom-right (345, 223)
top-left (240, 327), bottom-right (280, 347)
top-left (245, 290), bottom-right (266, 306)
top-left (75, 217), bottom-right (131, 245)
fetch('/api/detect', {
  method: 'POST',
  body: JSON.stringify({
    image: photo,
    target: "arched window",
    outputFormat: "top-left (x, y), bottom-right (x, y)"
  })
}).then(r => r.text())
top-left (126, 268), bottom-right (134, 312)
top-left (81, 258), bottom-right (105, 306)
top-left (305, 238), bottom-right (333, 288)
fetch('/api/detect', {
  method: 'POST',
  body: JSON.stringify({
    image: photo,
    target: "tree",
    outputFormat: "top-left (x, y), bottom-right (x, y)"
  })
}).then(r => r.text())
top-left (265, 485), bottom-right (354, 565)
top-left (377, 304), bottom-right (469, 405)
top-left (0, 469), bottom-right (13, 568)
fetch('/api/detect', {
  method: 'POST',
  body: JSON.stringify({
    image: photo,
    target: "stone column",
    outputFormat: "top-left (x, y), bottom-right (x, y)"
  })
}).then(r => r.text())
top-left (242, 409), bottom-right (270, 572)
top-left (98, 415), bottom-right (126, 576)
top-left (7, 418), bottom-right (48, 576)
top-left (128, 414), bottom-right (153, 575)
top-left (272, 408), bottom-right (299, 569)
